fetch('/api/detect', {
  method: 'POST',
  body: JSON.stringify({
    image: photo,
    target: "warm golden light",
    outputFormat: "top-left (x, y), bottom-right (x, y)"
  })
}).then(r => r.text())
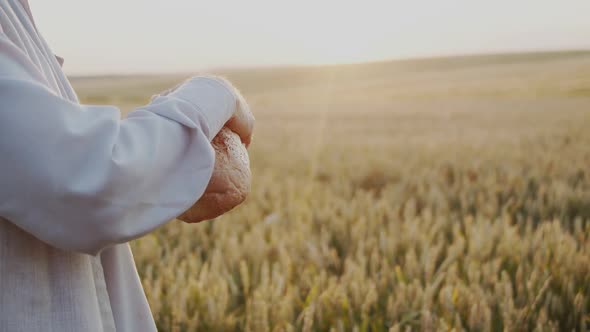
top-left (30, 0), bottom-right (590, 75)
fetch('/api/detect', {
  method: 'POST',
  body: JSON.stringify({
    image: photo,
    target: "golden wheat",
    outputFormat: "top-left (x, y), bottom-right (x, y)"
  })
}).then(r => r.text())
top-left (74, 51), bottom-right (590, 331)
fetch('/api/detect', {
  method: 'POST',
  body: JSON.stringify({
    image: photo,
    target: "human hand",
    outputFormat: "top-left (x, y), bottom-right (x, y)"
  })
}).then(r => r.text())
top-left (224, 85), bottom-right (254, 147)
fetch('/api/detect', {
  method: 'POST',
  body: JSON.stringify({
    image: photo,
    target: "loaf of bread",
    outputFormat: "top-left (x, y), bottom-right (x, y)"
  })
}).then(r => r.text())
top-left (178, 127), bottom-right (251, 223)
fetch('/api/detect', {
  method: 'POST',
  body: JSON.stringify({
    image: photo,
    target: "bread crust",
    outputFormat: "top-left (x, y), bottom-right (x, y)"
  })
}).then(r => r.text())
top-left (178, 128), bottom-right (251, 223)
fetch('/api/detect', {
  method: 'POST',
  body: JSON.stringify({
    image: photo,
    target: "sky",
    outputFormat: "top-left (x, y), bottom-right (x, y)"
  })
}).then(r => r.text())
top-left (29, 0), bottom-right (590, 76)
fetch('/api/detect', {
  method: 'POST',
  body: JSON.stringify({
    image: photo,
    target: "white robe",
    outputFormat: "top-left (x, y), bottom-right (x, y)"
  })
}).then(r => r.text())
top-left (0, 1), bottom-right (237, 330)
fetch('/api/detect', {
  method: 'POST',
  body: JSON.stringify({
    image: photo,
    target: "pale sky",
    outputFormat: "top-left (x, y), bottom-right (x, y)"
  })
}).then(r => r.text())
top-left (29, 0), bottom-right (590, 75)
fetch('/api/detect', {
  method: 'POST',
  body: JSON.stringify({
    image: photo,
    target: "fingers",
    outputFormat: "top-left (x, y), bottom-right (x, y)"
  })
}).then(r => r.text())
top-left (225, 97), bottom-right (255, 147)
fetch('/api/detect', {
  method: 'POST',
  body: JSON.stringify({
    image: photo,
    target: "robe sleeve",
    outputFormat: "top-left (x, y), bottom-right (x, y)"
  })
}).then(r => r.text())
top-left (0, 33), bottom-right (236, 255)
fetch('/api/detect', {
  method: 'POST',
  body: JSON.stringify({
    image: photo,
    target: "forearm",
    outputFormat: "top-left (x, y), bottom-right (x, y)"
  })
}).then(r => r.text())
top-left (0, 78), bottom-right (234, 255)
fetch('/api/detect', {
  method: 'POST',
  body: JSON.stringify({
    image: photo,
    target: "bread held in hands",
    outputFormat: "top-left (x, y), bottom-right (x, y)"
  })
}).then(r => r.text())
top-left (178, 127), bottom-right (251, 223)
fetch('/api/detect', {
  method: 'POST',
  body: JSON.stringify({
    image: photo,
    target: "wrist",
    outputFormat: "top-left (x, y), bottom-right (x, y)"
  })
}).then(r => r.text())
top-left (167, 76), bottom-right (237, 140)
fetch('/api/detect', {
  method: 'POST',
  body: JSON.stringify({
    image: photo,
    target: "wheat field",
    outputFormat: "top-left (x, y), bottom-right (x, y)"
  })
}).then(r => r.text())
top-left (72, 51), bottom-right (590, 332)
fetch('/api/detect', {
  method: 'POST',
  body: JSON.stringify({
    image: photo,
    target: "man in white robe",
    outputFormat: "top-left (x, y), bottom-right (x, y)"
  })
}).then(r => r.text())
top-left (0, 0), bottom-right (253, 330)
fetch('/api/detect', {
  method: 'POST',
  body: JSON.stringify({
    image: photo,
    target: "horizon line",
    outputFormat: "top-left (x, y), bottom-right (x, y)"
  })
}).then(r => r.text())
top-left (68, 47), bottom-right (590, 79)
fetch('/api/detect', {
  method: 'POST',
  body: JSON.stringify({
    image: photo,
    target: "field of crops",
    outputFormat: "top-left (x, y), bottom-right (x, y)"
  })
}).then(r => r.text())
top-left (73, 51), bottom-right (590, 331)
